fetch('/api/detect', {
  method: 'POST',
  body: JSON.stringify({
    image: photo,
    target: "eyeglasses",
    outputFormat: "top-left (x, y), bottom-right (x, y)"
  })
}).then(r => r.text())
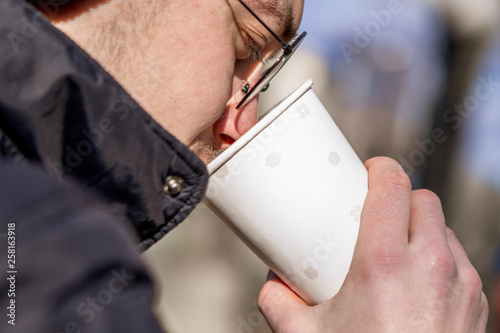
top-left (236, 0), bottom-right (307, 109)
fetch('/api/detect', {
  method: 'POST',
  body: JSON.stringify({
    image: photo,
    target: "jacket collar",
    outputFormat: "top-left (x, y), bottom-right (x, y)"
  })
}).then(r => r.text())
top-left (0, 0), bottom-right (208, 251)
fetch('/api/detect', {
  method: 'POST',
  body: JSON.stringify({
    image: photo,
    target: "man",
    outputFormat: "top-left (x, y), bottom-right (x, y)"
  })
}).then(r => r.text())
top-left (0, 0), bottom-right (488, 332)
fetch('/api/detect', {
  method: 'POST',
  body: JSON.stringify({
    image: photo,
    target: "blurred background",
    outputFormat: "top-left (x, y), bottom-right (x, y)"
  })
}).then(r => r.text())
top-left (144, 0), bottom-right (500, 331)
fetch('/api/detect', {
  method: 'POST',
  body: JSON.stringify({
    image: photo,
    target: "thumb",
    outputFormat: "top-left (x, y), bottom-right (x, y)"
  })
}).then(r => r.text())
top-left (258, 275), bottom-right (317, 332)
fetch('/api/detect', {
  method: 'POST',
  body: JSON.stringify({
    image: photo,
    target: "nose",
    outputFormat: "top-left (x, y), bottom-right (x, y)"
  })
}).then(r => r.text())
top-left (212, 59), bottom-right (263, 147)
top-left (212, 82), bottom-right (260, 147)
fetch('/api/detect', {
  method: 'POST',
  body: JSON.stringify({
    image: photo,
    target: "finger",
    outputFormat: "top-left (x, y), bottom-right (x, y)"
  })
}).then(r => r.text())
top-left (475, 292), bottom-right (489, 333)
top-left (408, 189), bottom-right (447, 245)
top-left (358, 157), bottom-right (412, 255)
top-left (258, 275), bottom-right (310, 331)
top-left (446, 228), bottom-right (488, 332)
top-left (446, 227), bottom-right (472, 268)
top-left (446, 228), bottom-right (484, 299)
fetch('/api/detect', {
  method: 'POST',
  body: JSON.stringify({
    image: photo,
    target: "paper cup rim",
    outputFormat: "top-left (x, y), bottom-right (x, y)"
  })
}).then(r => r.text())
top-left (207, 79), bottom-right (314, 175)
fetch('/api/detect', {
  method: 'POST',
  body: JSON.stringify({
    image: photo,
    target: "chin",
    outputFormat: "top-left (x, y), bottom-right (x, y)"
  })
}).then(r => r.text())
top-left (189, 137), bottom-right (226, 166)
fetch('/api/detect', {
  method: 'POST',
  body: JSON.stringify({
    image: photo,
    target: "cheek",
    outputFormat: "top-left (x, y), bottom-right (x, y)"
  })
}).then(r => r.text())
top-left (201, 72), bottom-right (233, 125)
top-left (189, 44), bottom-right (236, 131)
top-left (167, 46), bottom-right (235, 145)
top-left (133, 52), bottom-right (234, 145)
top-left (127, 4), bottom-right (240, 146)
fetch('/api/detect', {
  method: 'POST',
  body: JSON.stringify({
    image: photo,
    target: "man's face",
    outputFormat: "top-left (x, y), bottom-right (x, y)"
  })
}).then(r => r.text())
top-left (54, 0), bottom-right (303, 164)
top-left (131, 0), bottom-right (304, 164)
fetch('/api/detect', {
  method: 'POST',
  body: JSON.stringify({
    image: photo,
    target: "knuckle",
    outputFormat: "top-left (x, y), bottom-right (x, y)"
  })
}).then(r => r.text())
top-left (480, 292), bottom-right (489, 316)
top-left (413, 189), bottom-right (441, 206)
top-left (379, 165), bottom-right (412, 192)
top-left (446, 227), bottom-right (457, 241)
top-left (462, 265), bottom-right (483, 294)
top-left (368, 156), bottom-right (399, 168)
top-left (412, 190), bottom-right (445, 221)
top-left (461, 269), bottom-right (486, 324)
top-left (422, 249), bottom-right (457, 279)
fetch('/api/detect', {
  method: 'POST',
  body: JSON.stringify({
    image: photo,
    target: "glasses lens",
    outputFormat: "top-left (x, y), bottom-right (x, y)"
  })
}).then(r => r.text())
top-left (236, 31), bottom-right (307, 109)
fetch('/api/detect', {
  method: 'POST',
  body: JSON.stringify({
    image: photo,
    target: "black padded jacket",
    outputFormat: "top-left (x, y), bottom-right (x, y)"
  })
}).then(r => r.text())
top-left (0, 1), bottom-right (208, 332)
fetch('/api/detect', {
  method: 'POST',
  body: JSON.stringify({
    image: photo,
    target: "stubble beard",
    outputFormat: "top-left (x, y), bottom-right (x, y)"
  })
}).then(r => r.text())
top-left (189, 137), bottom-right (224, 165)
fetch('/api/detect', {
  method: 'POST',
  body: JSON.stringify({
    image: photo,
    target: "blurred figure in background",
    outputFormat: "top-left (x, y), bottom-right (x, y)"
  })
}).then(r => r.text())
top-left (449, 30), bottom-right (500, 332)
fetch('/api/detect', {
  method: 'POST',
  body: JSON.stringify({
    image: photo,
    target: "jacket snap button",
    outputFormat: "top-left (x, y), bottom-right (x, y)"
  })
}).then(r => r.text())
top-left (163, 176), bottom-right (184, 196)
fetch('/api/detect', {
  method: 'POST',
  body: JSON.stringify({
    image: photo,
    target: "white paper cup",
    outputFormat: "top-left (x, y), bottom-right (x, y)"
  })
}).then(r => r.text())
top-left (203, 80), bottom-right (368, 305)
